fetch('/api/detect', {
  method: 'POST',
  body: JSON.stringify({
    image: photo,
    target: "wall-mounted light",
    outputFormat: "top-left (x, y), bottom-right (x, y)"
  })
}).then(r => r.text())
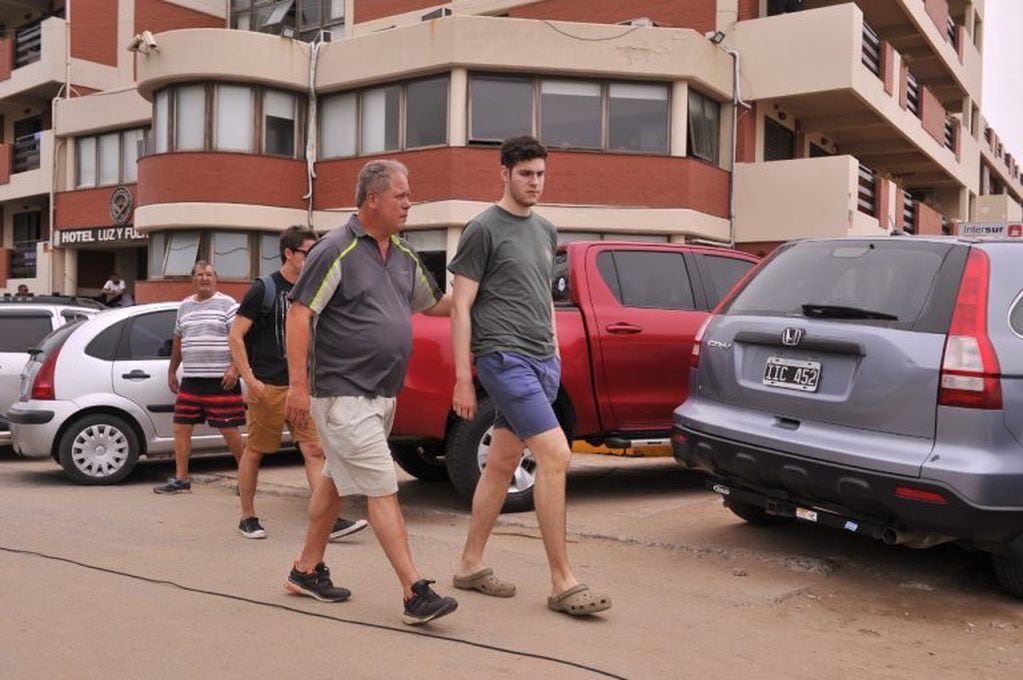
top-left (705, 30), bottom-right (726, 45)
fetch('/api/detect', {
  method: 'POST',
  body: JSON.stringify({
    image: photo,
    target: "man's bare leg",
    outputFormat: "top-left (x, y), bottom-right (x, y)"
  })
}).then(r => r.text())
top-left (523, 427), bottom-right (578, 596)
top-left (294, 477), bottom-right (343, 571)
top-left (457, 427), bottom-right (524, 576)
top-left (173, 423), bottom-right (194, 480)
top-left (238, 446), bottom-right (264, 518)
top-left (367, 493), bottom-right (420, 598)
top-left (220, 426), bottom-right (244, 465)
top-left (298, 441), bottom-right (326, 491)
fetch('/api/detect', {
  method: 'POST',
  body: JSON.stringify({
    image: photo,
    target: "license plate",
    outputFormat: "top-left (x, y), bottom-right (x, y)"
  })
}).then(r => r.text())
top-left (763, 356), bottom-right (821, 392)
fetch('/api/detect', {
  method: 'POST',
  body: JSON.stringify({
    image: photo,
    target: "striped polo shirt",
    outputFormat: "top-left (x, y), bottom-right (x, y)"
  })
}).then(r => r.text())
top-left (174, 291), bottom-right (238, 378)
top-left (289, 216), bottom-right (442, 398)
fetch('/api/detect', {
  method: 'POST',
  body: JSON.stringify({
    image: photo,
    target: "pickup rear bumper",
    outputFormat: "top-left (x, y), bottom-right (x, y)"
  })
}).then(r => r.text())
top-left (675, 425), bottom-right (1023, 548)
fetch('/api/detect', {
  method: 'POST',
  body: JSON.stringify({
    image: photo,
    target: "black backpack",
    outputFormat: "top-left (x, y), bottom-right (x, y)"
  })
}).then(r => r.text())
top-left (243, 274), bottom-right (277, 357)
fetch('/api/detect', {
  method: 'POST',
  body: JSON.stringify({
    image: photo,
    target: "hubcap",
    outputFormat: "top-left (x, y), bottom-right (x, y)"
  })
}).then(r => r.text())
top-left (476, 426), bottom-right (536, 495)
top-left (71, 423), bottom-right (130, 478)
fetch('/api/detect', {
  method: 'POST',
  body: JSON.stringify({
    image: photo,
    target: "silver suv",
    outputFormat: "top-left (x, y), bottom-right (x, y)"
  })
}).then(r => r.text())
top-left (673, 237), bottom-right (1023, 598)
top-left (0, 296), bottom-right (103, 444)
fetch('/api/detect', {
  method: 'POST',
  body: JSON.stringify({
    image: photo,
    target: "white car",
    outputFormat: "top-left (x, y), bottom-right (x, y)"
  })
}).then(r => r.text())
top-left (0, 296), bottom-right (104, 445)
top-left (9, 302), bottom-right (267, 484)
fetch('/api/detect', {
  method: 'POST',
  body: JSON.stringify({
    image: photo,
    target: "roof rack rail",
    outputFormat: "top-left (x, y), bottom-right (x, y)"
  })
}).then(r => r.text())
top-left (0, 294), bottom-right (106, 310)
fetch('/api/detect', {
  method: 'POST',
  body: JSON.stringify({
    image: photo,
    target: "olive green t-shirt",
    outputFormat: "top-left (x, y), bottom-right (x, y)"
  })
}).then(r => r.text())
top-left (448, 205), bottom-right (557, 358)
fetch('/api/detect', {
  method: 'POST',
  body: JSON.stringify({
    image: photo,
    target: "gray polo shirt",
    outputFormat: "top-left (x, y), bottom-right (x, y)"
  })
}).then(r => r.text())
top-left (289, 216), bottom-right (442, 398)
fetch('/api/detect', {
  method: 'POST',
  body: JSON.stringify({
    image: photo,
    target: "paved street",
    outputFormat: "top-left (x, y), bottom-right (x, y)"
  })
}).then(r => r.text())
top-left (1, 448), bottom-right (1020, 679)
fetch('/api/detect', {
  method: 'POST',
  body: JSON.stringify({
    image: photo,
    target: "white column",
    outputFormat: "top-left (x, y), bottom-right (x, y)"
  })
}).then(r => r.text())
top-left (449, 68), bottom-right (468, 147)
top-left (671, 81), bottom-right (688, 157)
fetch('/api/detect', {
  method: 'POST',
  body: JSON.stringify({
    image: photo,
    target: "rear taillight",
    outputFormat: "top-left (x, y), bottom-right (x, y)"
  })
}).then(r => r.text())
top-left (938, 249), bottom-right (1002, 409)
top-left (30, 345), bottom-right (62, 401)
top-left (691, 316), bottom-right (713, 369)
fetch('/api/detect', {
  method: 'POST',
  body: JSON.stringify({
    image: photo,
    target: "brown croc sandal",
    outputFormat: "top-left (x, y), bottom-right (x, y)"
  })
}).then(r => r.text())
top-left (547, 584), bottom-right (612, 616)
top-left (452, 568), bottom-right (516, 597)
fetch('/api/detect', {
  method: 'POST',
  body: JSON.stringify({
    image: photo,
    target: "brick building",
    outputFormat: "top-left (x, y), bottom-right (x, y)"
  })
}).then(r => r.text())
top-left (0, 0), bottom-right (1018, 300)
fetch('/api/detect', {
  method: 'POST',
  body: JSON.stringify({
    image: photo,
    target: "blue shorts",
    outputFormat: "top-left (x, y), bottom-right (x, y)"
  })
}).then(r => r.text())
top-left (474, 351), bottom-right (561, 440)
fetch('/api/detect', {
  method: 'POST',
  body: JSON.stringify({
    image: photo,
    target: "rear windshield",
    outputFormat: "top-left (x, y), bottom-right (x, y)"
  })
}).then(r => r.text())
top-left (31, 320), bottom-right (83, 361)
top-left (725, 241), bottom-right (956, 329)
top-left (0, 313), bottom-right (53, 352)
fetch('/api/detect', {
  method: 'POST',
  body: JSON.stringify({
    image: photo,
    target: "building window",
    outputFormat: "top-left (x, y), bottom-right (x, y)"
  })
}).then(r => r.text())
top-left (12, 212), bottom-right (42, 279)
top-left (75, 127), bottom-right (150, 188)
top-left (763, 117), bottom-right (795, 161)
top-left (319, 76), bottom-right (449, 160)
top-left (608, 83), bottom-right (669, 154)
top-left (231, 0), bottom-right (344, 42)
top-left (216, 84), bottom-right (254, 152)
top-left (264, 90), bottom-right (298, 156)
top-left (687, 89), bottom-right (720, 164)
top-left (541, 79), bottom-right (602, 149)
top-left (152, 84), bottom-right (304, 158)
top-left (469, 74), bottom-right (670, 154)
top-left (148, 229), bottom-right (283, 279)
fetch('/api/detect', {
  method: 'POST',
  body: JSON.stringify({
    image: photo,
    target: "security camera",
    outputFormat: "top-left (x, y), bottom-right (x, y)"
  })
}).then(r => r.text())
top-left (141, 30), bottom-right (158, 51)
top-left (126, 34), bottom-right (144, 52)
top-left (126, 30), bottom-right (158, 53)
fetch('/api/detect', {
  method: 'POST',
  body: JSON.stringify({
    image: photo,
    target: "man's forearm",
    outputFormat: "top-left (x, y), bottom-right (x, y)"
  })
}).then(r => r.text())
top-left (451, 304), bottom-right (473, 381)
top-left (286, 306), bottom-right (312, 391)
top-left (227, 334), bottom-right (255, 382)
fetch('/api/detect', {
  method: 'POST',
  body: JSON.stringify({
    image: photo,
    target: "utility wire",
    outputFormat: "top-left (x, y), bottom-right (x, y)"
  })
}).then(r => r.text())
top-left (1, 545), bottom-right (627, 680)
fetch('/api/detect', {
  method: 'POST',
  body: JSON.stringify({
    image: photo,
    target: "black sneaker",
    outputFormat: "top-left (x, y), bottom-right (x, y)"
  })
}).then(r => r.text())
top-left (402, 579), bottom-right (458, 625)
top-left (329, 517), bottom-right (368, 541)
top-left (153, 477), bottom-right (191, 494)
top-left (285, 562), bottom-right (351, 603)
top-left (238, 517), bottom-right (267, 539)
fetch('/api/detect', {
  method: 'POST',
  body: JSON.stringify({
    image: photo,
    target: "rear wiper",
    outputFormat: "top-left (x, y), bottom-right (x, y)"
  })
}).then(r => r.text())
top-left (801, 304), bottom-right (899, 321)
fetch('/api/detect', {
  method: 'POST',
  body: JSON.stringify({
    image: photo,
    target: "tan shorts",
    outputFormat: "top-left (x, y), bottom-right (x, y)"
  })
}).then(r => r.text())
top-left (310, 395), bottom-right (398, 498)
top-left (246, 384), bottom-right (320, 454)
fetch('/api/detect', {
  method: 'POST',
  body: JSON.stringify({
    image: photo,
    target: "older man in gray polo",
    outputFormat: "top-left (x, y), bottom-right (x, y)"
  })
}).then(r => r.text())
top-left (281, 159), bottom-right (457, 626)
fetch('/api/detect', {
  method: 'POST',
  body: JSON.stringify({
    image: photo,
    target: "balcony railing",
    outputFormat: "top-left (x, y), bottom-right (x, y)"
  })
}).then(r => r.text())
top-left (903, 193), bottom-right (916, 234)
top-left (906, 72), bottom-right (921, 117)
top-left (857, 164), bottom-right (876, 216)
top-left (14, 22), bottom-right (41, 69)
top-left (862, 21), bottom-right (881, 78)
top-left (946, 16), bottom-right (956, 45)
top-left (944, 117), bottom-right (956, 151)
top-left (13, 133), bottom-right (41, 173)
top-left (941, 215), bottom-right (952, 235)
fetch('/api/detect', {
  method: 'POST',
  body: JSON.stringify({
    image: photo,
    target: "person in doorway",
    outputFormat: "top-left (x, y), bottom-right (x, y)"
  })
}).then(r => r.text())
top-left (153, 261), bottom-right (245, 494)
top-left (283, 160), bottom-right (457, 625)
top-left (15, 284), bottom-right (30, 296)
top-left (448, 136), bottom-right (611, 616)
top-left (101, 271), bottom-right (126, 307)
top-left (228, 225), bottom-right (368, 542)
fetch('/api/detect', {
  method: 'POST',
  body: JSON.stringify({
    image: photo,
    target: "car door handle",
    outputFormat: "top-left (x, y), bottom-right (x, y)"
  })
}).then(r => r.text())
top-left (605, 322), bottom-right (642, 335)
top-left (122, 370), bottom-right (151, 380)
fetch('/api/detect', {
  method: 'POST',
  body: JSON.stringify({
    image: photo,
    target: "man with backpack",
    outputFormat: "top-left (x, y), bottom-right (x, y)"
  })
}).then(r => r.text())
top-left (228, 226), bottom-right (368, 541)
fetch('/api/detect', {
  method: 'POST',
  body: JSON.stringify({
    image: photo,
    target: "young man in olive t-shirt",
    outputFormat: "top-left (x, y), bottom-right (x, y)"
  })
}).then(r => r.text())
top-left (448, 136), bottom-right (611, 617)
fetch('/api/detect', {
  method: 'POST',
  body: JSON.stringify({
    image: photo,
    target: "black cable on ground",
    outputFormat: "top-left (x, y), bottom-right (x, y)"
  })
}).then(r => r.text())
top-left (1, 545), bottom-right (626, 680)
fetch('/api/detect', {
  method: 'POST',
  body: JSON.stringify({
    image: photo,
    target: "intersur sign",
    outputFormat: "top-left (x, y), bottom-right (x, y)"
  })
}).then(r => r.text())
top-left (958, 222), bottom-right (1023, 238)
top-left (53, 226), bottom-right (148, 248)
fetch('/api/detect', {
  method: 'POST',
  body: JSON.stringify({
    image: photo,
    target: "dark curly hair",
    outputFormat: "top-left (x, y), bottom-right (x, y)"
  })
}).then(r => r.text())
top-left (500, 135), bottom-right (548, 169)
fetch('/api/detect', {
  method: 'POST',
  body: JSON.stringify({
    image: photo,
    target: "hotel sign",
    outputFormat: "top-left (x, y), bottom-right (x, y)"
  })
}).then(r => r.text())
top-left (53, 226), bottom-right (149, 247)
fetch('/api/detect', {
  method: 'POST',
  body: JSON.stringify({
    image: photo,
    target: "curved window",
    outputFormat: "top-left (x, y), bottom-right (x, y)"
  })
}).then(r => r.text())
top-left (151, 83), bottom-right (304, 158)
top-left (75, 127), bottom-right (150, 188)
top-left (320, 92), bottom-right (356, 158)
top-left (148, 229), bottom-right (283, 280)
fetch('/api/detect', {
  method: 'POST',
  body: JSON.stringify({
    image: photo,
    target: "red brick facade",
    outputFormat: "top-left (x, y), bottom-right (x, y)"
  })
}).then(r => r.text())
top-left (737, 0), bottom-right (759, 21)
top-left (0, 247), bottom-right (9, 286)
top-left (136, 280), bottom-right (252, 304)
top-left (0, 145), bottom-right (10, 185)
top-left (915, 201), bottom-right (943, 235)
top-left (70, 0), bottom-right (119, 66)
top-left (54, 186), bottom-right (139, 229)
top-left (315, 148), bottom-right (730, 217)
top-left (923, 0), bottom-right (950, 41)
top-left (353, 0), bottom-right (439, 23)
top-left (0, 38), bottom-right (12, 81)
top-left (509, 0), bottom-right (717, 33)
top-left (881, 41), bottom-right (895, 96)
top-left (137, 154), bottom-right (308, 209)
top-left (135, 0), bottom-right (225, 34)
top-left (919, 85), bottom-right (947, 146)
top-left (735, 103), bottom-right (757, 163)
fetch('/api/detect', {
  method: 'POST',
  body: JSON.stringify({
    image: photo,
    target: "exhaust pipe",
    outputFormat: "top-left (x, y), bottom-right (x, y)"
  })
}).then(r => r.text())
top-left (881, 527), bottom-right (956, 549)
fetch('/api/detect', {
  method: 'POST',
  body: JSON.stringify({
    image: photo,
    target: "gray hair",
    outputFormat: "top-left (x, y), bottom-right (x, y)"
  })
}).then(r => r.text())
top-left (355, 160), bottom-right (408, 207)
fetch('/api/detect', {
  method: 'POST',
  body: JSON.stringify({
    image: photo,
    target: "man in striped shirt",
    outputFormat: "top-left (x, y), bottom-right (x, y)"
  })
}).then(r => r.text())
top-left (154, 261), bottom-right (246, 494)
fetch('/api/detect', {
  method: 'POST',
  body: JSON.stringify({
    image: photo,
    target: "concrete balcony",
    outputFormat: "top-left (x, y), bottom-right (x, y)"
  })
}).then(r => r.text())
top-left (736, 3), bottom-right (975, 193)
top-left (974, 194), bottom-right (1023, 223)
top-left (734, 154), bottom-right (887, 243)
top-left (0, 130), bottom-right (54, 202)
top-left (0, 17), bottom-right (66, 101)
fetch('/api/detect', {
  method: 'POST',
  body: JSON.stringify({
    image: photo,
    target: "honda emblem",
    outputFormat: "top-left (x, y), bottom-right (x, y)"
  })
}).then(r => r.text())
top-left (781, 327), bottom-right (804, 346)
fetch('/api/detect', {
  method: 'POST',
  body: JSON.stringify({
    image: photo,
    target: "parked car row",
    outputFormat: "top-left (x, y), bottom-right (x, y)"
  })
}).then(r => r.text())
top-left (673, 236), bottom-right (1023, 598)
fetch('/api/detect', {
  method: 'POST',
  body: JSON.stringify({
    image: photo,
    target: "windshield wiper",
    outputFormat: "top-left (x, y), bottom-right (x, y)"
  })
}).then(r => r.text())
top-left (801, 304), bottom-right (899, 321)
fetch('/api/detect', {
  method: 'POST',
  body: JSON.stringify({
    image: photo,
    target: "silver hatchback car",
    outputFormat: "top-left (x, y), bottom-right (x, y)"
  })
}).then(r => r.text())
top-left (673, 236), bottom-right (1023, 598)
top-left (9, 302), bottom-right (252, 484)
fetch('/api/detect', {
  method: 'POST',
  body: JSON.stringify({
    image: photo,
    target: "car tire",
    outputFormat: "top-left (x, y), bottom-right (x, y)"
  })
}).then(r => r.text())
top-left (724, 497), bottom-right (795, 526)
top-left (57, 413), bottom-right (140, 485)
top-left (445, 396), bottom-right (535, 514)
top-left (391, 442), bottom-right (449, 482)
top-left (991, 553), bottom-right (1023, 598)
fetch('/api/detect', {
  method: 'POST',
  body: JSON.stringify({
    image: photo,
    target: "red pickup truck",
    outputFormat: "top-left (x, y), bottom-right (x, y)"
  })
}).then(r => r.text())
top-left (390, 240), bottom-right (759, 511)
